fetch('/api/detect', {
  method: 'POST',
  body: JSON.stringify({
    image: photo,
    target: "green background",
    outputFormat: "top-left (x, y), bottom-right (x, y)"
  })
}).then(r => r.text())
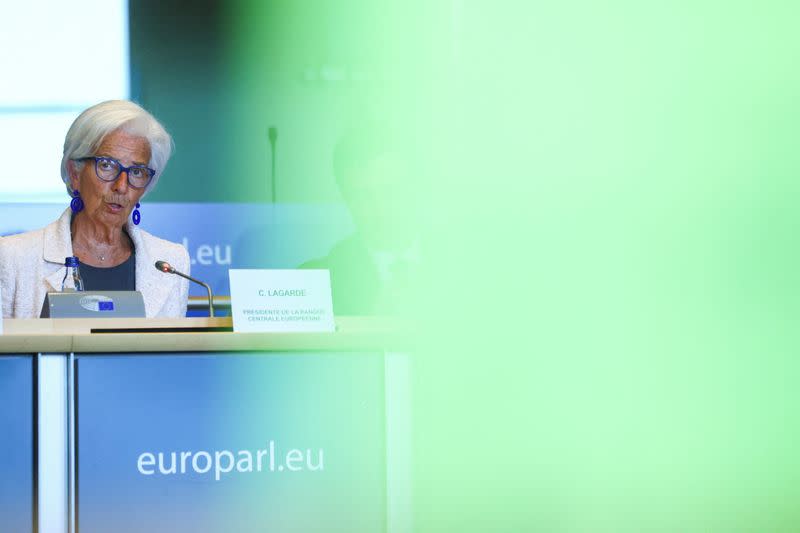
top-left (131, 1), bottom-right (800, 530)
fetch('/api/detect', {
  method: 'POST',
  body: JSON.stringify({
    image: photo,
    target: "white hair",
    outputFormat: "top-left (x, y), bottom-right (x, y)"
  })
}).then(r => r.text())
top-left (60, 100), bottom-right (173, 197)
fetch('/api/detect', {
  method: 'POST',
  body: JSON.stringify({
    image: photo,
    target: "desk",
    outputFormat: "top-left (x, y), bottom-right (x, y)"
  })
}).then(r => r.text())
top-left (0, 317), bottom-right (411, 533)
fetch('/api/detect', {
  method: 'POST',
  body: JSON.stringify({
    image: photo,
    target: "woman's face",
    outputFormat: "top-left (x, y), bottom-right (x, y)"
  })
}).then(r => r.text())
top-left (69, 129), bottom-right (151, 229)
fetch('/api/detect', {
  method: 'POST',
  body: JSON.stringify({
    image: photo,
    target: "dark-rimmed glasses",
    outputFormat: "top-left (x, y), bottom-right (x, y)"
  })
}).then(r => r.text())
top-left (75, 156), bottom-right (155, 189)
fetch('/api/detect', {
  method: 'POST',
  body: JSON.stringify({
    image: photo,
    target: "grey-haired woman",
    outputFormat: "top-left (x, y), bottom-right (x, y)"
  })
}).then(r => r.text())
top-left (0, 100), bottom-right (189, 318)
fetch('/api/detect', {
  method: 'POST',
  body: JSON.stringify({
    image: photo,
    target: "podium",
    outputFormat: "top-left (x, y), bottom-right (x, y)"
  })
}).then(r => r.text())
top-left (0, 317), bottom-right (410, 533)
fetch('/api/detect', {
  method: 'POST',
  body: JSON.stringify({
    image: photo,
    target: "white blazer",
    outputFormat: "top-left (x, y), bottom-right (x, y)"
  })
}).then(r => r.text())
top-left (0, 208), bottom-right (190, 318)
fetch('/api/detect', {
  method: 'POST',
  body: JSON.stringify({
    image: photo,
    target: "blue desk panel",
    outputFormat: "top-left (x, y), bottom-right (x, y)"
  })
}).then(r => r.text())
top-left (76, 352), bottom-right (386, 533)
top-left (0, 355), bottom-right (34, 533)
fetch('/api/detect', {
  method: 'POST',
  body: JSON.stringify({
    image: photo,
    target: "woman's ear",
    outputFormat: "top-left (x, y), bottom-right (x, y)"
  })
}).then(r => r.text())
top-left (68, 160), bottom-right (81, 192)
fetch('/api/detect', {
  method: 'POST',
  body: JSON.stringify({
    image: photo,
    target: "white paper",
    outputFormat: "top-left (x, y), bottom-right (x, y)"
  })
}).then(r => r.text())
top-left (229, 269), bottom-right (335, 333)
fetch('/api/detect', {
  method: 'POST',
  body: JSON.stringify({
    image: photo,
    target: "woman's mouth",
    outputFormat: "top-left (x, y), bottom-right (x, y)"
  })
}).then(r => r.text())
top-left (106, 202), bottom-right (124, 212)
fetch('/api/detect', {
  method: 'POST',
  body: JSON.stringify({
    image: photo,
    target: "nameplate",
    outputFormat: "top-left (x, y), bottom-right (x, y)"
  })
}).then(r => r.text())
top-left (229, 269), bottom-right (335, 333)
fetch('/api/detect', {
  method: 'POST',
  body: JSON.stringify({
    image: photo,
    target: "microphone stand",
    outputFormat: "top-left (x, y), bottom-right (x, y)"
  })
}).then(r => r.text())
top-left (172, 270), bottom-right (215, 318)
top-left (268, 126), bottom-right (278, 203)
top-left (155, 261), bottom-right (215, 317)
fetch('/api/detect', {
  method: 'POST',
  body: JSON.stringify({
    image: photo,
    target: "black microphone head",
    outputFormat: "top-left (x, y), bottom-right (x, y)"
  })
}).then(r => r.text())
top-left (268, 126), bottom-right (278, 143)
top-left (155, 260), bottom-right (175, 273)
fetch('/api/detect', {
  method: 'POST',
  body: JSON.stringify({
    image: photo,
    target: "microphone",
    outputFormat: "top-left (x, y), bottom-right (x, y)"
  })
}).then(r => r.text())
top-left (154, 260), bottom-right (215, 317)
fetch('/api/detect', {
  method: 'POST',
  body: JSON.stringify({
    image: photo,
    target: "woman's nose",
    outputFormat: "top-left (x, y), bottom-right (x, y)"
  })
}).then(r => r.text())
top-left (112, 170), bottom-right (129, 192)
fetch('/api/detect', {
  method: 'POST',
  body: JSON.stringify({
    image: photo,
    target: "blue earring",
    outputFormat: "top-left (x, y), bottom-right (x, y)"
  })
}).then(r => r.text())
top-left (132, 202), bottom-right (141, 225)
top-left (70, 190), bottom-right (84, 213)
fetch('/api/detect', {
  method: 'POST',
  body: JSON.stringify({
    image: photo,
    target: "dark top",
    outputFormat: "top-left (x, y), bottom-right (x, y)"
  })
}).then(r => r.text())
top-left (79, 252), bottom-right (136, 291)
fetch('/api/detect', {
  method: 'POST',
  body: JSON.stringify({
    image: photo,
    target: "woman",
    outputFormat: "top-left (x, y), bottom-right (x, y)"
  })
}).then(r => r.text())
top-left (0, 100), bottom-right (189, 318)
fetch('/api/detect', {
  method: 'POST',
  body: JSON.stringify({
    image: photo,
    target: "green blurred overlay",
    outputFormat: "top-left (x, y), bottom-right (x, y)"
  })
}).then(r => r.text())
top-left (134, 1), bottom-right (800, 530)
top-left (418, 2), bottom-right (800, 532)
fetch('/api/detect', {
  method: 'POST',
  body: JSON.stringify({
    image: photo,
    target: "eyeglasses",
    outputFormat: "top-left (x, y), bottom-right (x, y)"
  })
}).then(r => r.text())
top-left (76, 156), bottom-right (155, 189)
